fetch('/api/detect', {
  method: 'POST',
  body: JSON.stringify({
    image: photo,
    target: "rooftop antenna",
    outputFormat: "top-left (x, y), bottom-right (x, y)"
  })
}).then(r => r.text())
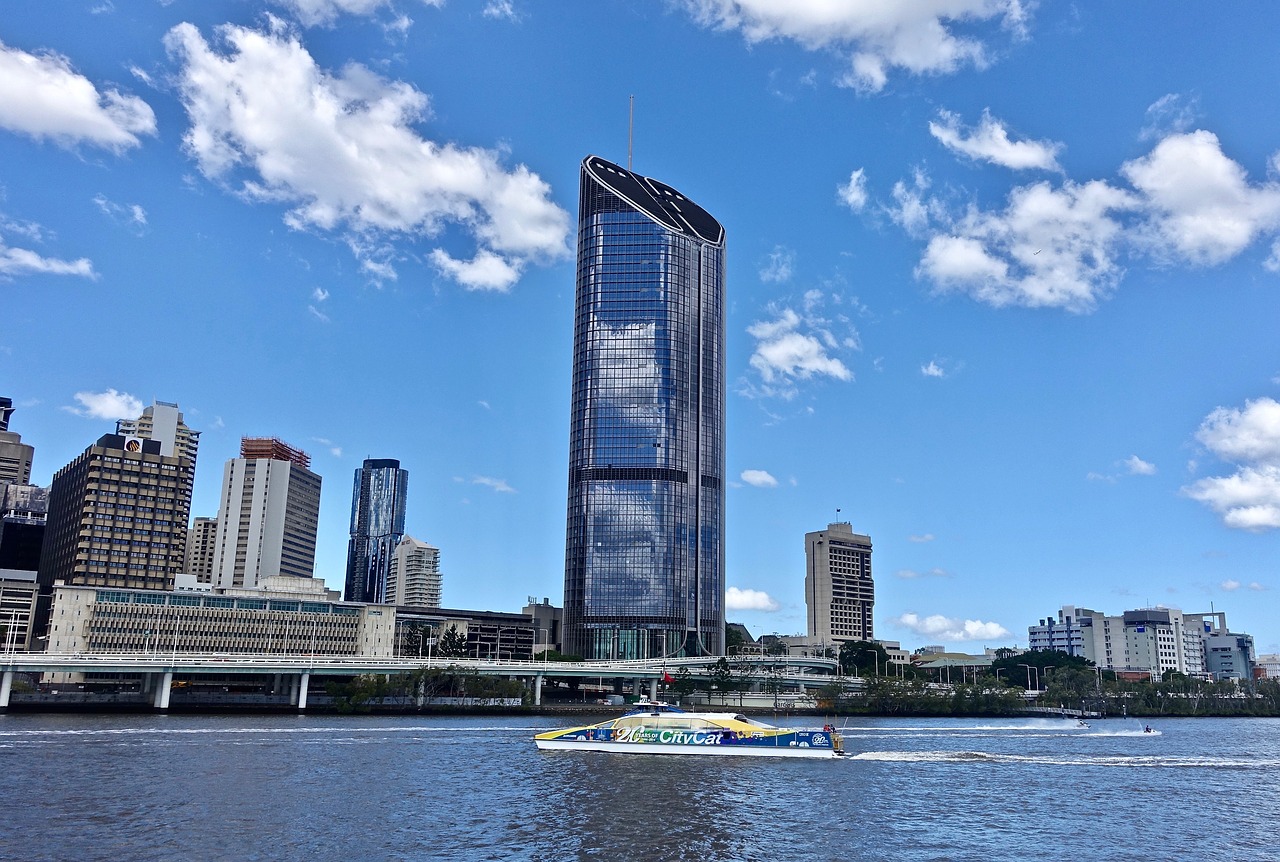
top-left (628, 95), bottom-right (634, 171)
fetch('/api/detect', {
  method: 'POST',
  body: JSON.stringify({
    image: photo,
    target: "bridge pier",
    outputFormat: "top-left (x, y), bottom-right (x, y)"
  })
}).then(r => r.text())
top-left (1, 670), bottom-right (12, 708)
top-left (297, 672), bottom-right (310, 711)
top-left (649, 679), bottom-right (657, 702)
top-left (534, 673), bottom-right (543, 706)
top-left (153, 671), bottom-right (173, 710)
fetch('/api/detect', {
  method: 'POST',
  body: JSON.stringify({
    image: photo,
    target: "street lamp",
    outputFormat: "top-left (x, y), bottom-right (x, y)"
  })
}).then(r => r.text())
top-left (1018, 663), bottom-right (1038, 691)
top-left (861, 649), bottom-right (880, 677)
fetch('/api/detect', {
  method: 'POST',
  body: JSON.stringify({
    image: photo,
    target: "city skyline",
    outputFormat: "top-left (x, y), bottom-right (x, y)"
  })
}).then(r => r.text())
top-left (5, 3), bottom-right (1280, 653)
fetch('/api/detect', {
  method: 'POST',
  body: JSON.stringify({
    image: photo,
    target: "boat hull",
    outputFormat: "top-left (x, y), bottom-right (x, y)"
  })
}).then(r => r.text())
top-left (534, 738), bottom-right (840, 758)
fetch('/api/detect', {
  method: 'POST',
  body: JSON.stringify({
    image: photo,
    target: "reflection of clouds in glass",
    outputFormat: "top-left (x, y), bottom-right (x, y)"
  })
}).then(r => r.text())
top-left (583, 482), bottom-right (666, 616)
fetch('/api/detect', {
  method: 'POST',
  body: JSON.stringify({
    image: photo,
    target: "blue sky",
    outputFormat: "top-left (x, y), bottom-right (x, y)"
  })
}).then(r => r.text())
top-left (5, 1), bottom-right (1280, 654)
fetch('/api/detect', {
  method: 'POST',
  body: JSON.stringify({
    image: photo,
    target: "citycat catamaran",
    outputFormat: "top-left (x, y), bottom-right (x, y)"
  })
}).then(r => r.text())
top-left (534, 701), bottom-right (845, 758)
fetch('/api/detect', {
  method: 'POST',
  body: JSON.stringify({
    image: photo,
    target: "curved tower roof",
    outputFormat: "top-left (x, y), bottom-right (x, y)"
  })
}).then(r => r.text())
top-left (581, 155), bottom-right (724, 245)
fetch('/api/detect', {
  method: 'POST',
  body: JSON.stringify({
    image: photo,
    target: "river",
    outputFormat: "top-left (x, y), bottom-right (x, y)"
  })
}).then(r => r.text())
top-left (4, 712), bottom-right (1276, 861)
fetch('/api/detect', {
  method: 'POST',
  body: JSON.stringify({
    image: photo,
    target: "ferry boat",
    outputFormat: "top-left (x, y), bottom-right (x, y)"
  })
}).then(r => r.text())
top-left (534, 701), bottom-right (845, 758)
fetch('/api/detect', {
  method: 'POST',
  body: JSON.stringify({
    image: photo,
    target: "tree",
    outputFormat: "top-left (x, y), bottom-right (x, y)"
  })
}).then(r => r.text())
top-left (725, 623), bottom-right (747, 655)
top-left (839, 640), bottom-right (887, 676)
top-left (670, 666), bottom-right (696, 697)
top-left (436, 625), bottom-right (468, 658)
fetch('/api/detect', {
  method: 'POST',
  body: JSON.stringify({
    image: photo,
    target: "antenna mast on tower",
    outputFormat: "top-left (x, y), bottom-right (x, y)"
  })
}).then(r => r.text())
top-left (628, 95), bottom-right (634, 170)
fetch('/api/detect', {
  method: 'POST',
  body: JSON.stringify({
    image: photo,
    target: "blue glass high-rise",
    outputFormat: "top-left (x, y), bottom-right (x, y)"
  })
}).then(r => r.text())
top-left (344, 458), bottom-right (408, 604)
top-left (563, 155), bottom-right (726, 661)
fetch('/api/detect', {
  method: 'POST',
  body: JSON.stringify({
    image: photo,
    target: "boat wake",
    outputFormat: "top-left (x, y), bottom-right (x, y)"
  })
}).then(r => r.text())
top-left (845, 750), bottom-right (1277, 768)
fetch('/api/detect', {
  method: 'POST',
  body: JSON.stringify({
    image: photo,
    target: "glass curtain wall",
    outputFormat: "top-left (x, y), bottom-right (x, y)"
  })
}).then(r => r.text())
top-left (344, 459), bottom-right (408, 604)
top-left (563, 155), bottom-right (725, 661)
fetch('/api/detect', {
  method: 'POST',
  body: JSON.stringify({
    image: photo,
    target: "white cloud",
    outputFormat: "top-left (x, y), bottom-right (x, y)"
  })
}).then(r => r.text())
top-left (0, 239), bottom-right (96, 280)
top-left (307, 304), bottom-right (329, 322)
top-left (725, 586), bottom-right (780, 612)
top-left (1121, 130), bottom-right (1280, 266)
top-left (907, 533), bottom-right (935, 543)
top-left (473, 475), bottom-right (516, 493)
top-left (93, 194), bottom-right (147, 233)
top-left (759, 245), bottom-right (794, 283)
top-left (65, 388), bottom-right (143, 420)
top-left (895, 612), bottom-right (1010, 642)
top-left (837, 168), bottom-right (868, 211)
top-left (680, 0), bottom-right (1029, 93)
top-left (916, 179), bottom-right (1136, 313)
top-left (1140, 93), bottom-right (1200, 141)
top-left (905, 128), bottom-right (1280, 313)
top-left (745, 301), bottom-right (855, 398)
top-left (920, 360), bottom-right (946, 378)
top-left (0, 40), bottom-right (155, 151)
top-left (311, 437), bottom-right (342, 456)
top-left (312, 287), bottom-right (329, 302)
top-left (929, 109), bottom-right (1062, 171)
top-left (1125, 455), bottom-right (1157, 475)
top-left (273, 0), bottom-right (442, 27)
top-left (165, 20), bottom-right (569, 290)
top-left (1195, 397), bottom-right (1280, 464)
top-left (895, 568), bottom-right (949, 579)
top-left (740, 469), bottom-right (778, 488)
top-left (1250, 582), bottom-right (1266, 591)
top-left (1221, 579), bottom-right (1240, 591)
top-left (1184, 397), bottom-right (1280, 531)
top-left (483, 1), bottom-right (518, 20)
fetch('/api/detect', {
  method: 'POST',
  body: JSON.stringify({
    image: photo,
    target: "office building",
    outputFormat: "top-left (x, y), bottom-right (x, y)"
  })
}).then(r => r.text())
top-left (1029, 604), bottom-right (1256, 680)
top-left (0, 484), bottom-right (48, 572)
top-left (562, 154), bottom-right (726, 660)
top-left (183, 516), bottom-right (218, 583)
top-left (116, 400), bottom-right (201, 464)
top-left (0, 397), bottom-right (35, 485)
top-left (805, 521), bottom-right (875, 644)
top-left (37, 433), bottom-right (192, 626)
top-left (522, 596), bottom-right (562, 654)
top-left (343, 458), bottom-right (408, 604)
top-left (387, 534), bottom-right (440, 608)
top-left (211, 438), bottom-right (322, 589)
top-left (46, 576), bottom-right (394, 656)
top-left (0, 569), bottom-right (38, 651)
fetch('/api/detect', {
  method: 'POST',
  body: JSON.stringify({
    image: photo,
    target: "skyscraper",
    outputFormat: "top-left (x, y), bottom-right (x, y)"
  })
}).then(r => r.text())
top-left (805, 521), bottom-right (875, 645)
top-left (116, 400), bottom-right (201, 464)
top-left (183, 516), bottom-right (219, 583)
top-left (562, 154), bottom-right (726, 661)
top-left (343, 458), bottom-right (408, 603)
top-left (211, 438), bottom-right (321, 589)
top-left (0, 397), bottom-right (35, 486)
top-left (36, 433), bottom-right (192, 636)
top-left (387, 535), bottom-right (441, 608)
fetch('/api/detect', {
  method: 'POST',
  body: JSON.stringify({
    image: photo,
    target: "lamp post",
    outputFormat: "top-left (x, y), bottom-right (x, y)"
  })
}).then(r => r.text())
top-left (1018, 663), bottom-right (1038, 691)
top-left (861, 649), bottom-right (880, 677)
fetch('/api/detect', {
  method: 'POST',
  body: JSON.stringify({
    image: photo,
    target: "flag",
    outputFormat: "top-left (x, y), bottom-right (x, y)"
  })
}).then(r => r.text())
top-left (663, 672), bottom-right (674, 683)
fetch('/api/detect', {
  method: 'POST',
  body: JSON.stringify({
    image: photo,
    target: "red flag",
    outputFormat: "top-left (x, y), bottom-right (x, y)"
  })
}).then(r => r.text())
top-left (663, 672), bottom-right (674, 683)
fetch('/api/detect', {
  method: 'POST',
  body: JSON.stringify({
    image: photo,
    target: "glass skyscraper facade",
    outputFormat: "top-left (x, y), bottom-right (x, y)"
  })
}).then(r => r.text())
top-left (343, 458), bottom-right (408, 604)
top-left (563, 155), bottom-right (726, 661)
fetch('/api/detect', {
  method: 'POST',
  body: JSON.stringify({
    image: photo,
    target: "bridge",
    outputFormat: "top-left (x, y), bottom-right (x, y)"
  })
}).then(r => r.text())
top-left (0, 652), bottom-right (840, 710)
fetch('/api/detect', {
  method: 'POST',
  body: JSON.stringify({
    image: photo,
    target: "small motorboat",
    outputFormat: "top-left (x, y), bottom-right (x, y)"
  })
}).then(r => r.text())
top-left (534, 700), bottom-right (845, 758)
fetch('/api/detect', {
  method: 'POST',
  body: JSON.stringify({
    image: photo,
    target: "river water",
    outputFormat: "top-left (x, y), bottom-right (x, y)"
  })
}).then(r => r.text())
top-left (4, 712), bottom-right (1277, 861)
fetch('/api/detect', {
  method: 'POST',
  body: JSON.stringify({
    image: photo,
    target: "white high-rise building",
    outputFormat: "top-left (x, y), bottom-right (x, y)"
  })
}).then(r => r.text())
top-left (117, 400), bottom-right (200, 464)
top-left (387, 535), bottom-right (441, 608)
top-left (805, 521), bottom-right (874, 645)
top-left (211, 438), bottom-right (321, 590)
top-left (1029, 605), bottom-right (1255, 680)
